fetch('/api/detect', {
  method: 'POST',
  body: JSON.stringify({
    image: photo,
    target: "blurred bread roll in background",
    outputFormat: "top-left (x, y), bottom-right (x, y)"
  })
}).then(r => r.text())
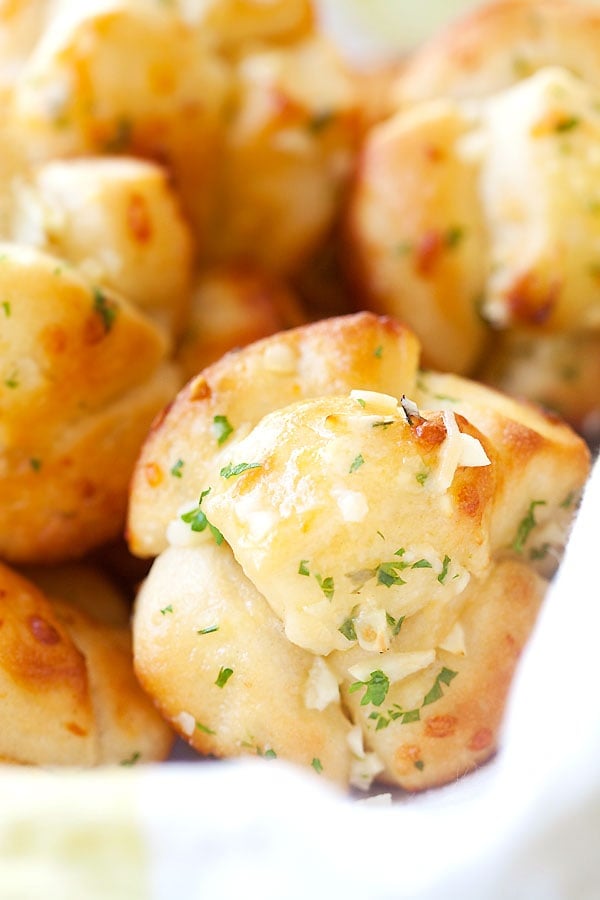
top-left (0, 242), bottom-right (180, 564)
top-left (0, 559), bottom-right (173, 766)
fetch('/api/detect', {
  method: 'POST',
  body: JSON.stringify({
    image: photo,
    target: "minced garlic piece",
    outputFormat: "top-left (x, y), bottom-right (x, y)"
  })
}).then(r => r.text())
top-left (350, 752), bottom-right (385, 791)
top-left (331, 487), bottom-right (369, 523)
top-left (304, 657), bottom-right (339, 711)
top-left (355, 606), bottom-right (389, 653)
top-left (438, 621), bottom-right (467, 656)
top-left (349, 650), bottom-right (435, 685)
top-left (173, 711), bottom-right (195, 737)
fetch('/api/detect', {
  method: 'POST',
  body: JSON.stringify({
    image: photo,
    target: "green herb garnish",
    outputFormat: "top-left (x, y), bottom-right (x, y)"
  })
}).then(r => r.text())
top-left (93, 286), bottom-right (118, 333)
top-left (215, 667), bottom-right (233, 688)
top-left (219, 461), bottom-right (262, 479)
top-left (349, 669), bottom-right (390, 707)
top-left (437, 555), bottom-right (451, 584)
top-left (181, 488), bottom-right (224, 545)
top-left (349, 453), bottom-right (365, 473)
top-left (513, 500), bottom-right (547, 553)
top-left (213, 415), bottom-right (234, 446)
top-left (170, 459), bottom-right (184, 478)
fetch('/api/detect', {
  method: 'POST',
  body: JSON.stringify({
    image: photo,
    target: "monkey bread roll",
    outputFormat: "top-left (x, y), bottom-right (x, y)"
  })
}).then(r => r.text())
top-left (0, 241), bottom-right (180, 565)
top-left (128, 313), bottom-right (589, 792)
top-left (0, 560), bottom-right (174, 766)
top-left (9, 157), bottom-right (194, 338)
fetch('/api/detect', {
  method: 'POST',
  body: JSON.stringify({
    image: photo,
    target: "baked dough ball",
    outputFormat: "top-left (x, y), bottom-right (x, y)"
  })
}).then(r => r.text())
top-left (128, 312), bottom-right (421, 557)
top-left (11, 0), bottom-right (231, 240)
top-left (0, 560), bottom-right (173, 766)
top-left (478, 331), bottom-right (600, 444)
top-left (346, 65), bottom-right (600, 374)
top-left (345, 98), bottom-right (490, 374)
top-left (0, 242), bottom-right (180, 564)
top-left (129, 313), bottom-right (590, 791)
top-left (394, 0), bottom-right (600, 105)
top-left (176, 266), bottom-right (305, 382)
top-left (9, 157), bottom-right (194, 338)
top-left (202, 35), bottom-right (359, 274)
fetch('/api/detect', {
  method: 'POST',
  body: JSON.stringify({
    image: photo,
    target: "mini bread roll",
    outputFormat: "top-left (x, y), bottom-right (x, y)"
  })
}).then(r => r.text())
top-left (202, 34), bottom-right (360, 274)
top-left (0, 242), bottom-right (180, 564)
top-left (129, 313), bottom-right (590, 791)
top-left (128, 312), bottom-right (421, 558)
top-left (0, 560), bottom-right (173, 766)
top-left (10, 157), bottom-right (194, 338)
top-left (394, 0), bottom-right (600, 105)
top-left (11, 0), bottom-right (231, 240)
top-left (345, 98), bottom-right (490, 374)
top-left (346, 65), bottom-right (600, 387)
top-left (134, 543), bottom-right (353, 786)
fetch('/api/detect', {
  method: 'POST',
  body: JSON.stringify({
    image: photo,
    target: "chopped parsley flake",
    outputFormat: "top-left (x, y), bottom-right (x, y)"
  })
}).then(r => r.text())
top-left (160, 604), bottom-right (174, 615)
top-left (365, 667), bottom-right (458, 729)
top-left (554, 115), bottom-right (579, 133)
top-left (170, 459), bottom-right (184, 478)
top-left (93, 286), bottom-right (118, 333)
top-left (422, 667), bottom-right (458, 706)
top-left (349, 669), bottom-right (390, 707)
top-left (219, 461), bottom-right (261, 479)
top-left (1, 301), bottom-right (10, 316)
top-left (373, 345), bottom-right (383, 359)
top-left (414, 760), bottom-right (425, 771)
top-left (372, 419), bottom-right (394, 429)
top-left (213, 414), bottom-right (234, 446)
top-left (181, 488), bottom-right (224, 545)
top-left (385, 612), bottom-right (405, 636)
top-left (215, 666), bottom-right (233, 688)
top-left (29, 458), bottom-right (42, 472)
top-left (349, 453), bottom-right (365, 473)
top-left (560, 490), bottom-right (577, 509)
top-left (338, 616), bottom-right (357, 642)
top-left (513, 500), bottom-right (547, 553)
top-left (261, 748), bottom-right (277, 759)
top-left (196, 721), bottom-right (216, 735)
top-left (411, 559), bottom-right (432, 569)
top-left (311, 757), bottom-right (323, 773)
top-left (529, 542), bottom-right (551, 561)
top-left (4, 372), bottom-right (18, 388)
top-left (120, 751), bottom-right (141, 766)
top-left (315, 574), bottom-right (334, 600)
top-left (298, 559), bottom-right (310, 576)
top-left (356, 397), bottom-right (366, 408)
top-left (377, 561), bottom-right (407, 587)
top-left (437, 555), bottom-right (451, 584)
top-left (197, 624), bottom-right (219, 635)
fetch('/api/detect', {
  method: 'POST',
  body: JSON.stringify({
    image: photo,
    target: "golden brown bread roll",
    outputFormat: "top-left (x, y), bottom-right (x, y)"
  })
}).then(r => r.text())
top-left (200, 34), bottom-right (360, 274)
top-left (128, 312), bottom-right (421, 558)
top-left (346, 60), bottom-right (600, 423)
top-left (0, 241), bottom-right (180, 564)
top-left (9, 157), bottom-right (194, 338)
top-left (129, 313), bottom-right (590, 791)
top-left (0, 560), bottom-right (173, 766)
top-left (11, 0), bottom-right (231, 241)
top-left (394, 0), bottom-right (600, 105)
